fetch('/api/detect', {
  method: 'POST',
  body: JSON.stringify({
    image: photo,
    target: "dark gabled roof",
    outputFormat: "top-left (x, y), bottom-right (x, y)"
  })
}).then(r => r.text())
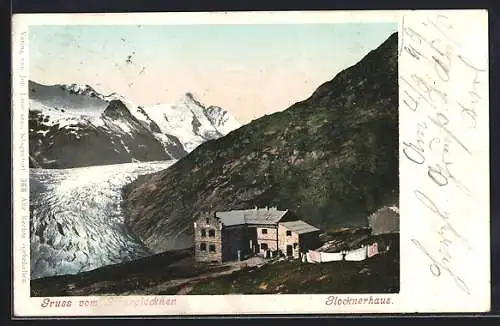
top-left (279, 220), bottom-right (319, 234)
top-left (216, 207), bottom-right (288, 226)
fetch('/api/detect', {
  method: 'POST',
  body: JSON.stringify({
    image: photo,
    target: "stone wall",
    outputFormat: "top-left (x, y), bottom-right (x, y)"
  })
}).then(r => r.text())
top-left (194, 212), bottom-right (222, 263)
top-left (256, 226), bottom-right (278, 254)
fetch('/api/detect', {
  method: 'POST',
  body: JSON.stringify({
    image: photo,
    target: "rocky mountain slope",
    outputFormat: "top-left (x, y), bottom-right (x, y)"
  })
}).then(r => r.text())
top-left (29, 81), bottom-right (241, 168)
top-left (29, 99), bottom-right (180, 168)
top-left (122, 32), bottom-right (399, 254)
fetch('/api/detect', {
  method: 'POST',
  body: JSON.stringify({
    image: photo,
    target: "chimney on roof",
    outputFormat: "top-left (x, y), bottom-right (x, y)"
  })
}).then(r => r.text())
top-left (254, 206), bottom-right (258, 210)
top-left (265, 206), bottom-right (268, 210)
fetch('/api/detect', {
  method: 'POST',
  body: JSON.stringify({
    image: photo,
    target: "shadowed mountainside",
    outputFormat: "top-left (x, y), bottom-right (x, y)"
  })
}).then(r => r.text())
top-left (122, 32), bottom-right (399, 254)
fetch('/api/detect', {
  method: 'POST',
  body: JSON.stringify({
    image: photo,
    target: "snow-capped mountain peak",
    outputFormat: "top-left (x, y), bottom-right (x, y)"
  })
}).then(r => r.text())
top-left (140, 92), bottom-right (242, 152)
top-left (59, 83), bottom-right (102, 98)
top-left (180, 92), bottom-right (242, 132)
top-left (182, 92), bottom-right (205, 107)
top-left (204, 105), bottom-right (242, 135)
top-left (29, 80), bottom-right (243, 168)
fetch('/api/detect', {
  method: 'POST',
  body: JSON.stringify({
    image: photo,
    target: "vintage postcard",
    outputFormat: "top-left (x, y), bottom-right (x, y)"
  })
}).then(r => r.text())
top-left (11, 10), bottom-right (490, 317)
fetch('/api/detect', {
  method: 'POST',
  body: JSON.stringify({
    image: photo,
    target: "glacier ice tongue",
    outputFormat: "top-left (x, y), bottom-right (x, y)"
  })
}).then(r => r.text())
top-left (30, 160), bottom-right (176, 280)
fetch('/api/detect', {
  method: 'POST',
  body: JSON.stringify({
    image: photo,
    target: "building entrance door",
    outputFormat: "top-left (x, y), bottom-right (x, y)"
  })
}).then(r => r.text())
top-left (286, 245), bottom-right (293, 257)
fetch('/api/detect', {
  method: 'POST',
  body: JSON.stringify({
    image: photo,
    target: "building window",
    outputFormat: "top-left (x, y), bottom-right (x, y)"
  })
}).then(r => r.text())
top-left (209, 244), bottom-right (216, 252)
top-left (261, 229), bottom-right (268, 234)
top-left (293, 243), bottom-right (298, 249)
top-left (286, 230), bottom-right (292, 236)
top-left (261, 243), bottom-right (268, 250)
top-left (208, 229), bottom-right (216, 237)
top-left (205, 218), bottom-right (209, 224)
top-left (200, 229), bottom-right (206, 237)
top-left (200, 243), bottom-right (207, 251)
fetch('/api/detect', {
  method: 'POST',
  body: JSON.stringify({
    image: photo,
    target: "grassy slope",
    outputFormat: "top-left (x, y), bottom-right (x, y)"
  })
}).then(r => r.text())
top-left (185, 241), bottom-right (399, 295)
top-left (31, 233), bottom-right (399, 296)
top-left (30, 249), bottom-right (203, 296)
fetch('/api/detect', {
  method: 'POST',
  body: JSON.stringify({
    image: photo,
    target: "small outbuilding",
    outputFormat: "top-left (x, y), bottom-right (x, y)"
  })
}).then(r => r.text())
top-left (278, 220), bottom-right (321, 259)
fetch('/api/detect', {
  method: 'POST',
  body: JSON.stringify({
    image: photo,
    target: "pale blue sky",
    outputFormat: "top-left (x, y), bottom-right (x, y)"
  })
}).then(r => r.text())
top-left (29, 23), bottom-right (397, 122)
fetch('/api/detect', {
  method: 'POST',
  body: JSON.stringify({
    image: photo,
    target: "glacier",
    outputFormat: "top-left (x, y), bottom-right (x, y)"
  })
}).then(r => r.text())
top-left (29, 160), bottom-right (176, 280)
